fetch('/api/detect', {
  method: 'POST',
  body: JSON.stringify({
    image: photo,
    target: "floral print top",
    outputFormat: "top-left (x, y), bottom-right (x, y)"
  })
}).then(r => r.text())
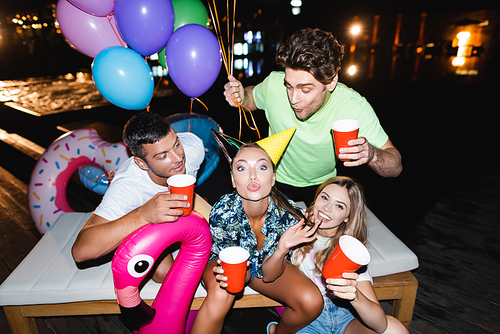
top-left (209, 192), bottom-right (298, 279)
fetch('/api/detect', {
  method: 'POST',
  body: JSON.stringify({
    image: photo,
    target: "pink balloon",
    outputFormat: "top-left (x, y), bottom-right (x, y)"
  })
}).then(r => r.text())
top-left (56, 0), bottom-right (126, 58)
top-left (68, 0), bottom-right (114, 16)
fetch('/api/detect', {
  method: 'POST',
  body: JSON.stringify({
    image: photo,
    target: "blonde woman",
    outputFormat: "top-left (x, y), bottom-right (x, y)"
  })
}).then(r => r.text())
top-left (293, 176), bottom-right (409, 334)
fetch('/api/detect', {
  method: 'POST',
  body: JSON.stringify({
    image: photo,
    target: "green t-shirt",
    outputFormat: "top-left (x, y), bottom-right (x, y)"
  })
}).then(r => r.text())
top-left (253, 71), bottom-right (389, 187)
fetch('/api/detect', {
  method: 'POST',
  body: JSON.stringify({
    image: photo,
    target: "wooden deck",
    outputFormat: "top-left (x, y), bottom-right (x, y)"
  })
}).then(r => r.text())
top-left (1, 78), bottom-right (499, 333)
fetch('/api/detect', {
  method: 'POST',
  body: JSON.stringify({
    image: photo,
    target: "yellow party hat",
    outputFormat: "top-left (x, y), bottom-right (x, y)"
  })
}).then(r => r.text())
top-left (256, 126), bottom-right (296, 165)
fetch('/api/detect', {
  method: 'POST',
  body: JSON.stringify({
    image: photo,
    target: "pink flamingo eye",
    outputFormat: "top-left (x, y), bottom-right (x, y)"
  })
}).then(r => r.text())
top-left (127, 254), bottom-right (154, 278)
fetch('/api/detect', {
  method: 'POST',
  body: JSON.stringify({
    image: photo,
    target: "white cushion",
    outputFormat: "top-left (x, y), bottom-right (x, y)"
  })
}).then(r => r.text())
top-left (0, 212), bottom-right (253, 306)
top-left (0, 208), bottom-right (418, 306)
top-left (365, 207), bottom-right (419, 277)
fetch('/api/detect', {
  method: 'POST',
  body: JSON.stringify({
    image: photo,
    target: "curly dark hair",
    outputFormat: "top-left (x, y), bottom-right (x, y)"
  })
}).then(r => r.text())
top-left (122, 111), bottom-right (173, 160)
top-left (276, 28), bottom-right (344, 85)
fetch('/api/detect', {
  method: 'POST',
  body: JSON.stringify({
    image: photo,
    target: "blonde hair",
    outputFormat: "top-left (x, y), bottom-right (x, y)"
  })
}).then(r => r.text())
top-left (293, 176), bottom-right (367, 274)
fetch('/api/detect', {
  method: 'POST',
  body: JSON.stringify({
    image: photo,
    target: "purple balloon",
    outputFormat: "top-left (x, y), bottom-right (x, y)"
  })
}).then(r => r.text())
top-left (56, 0), bottom-right (126, 58)
top-left (114, 0), bottom-right (175, 56)
top-left (166, 25), bottom-right (222, 98)
top-left (68, 0), bottom-right (114, 16)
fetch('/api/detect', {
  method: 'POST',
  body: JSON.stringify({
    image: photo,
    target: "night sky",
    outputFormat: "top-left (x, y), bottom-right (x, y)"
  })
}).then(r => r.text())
top-left (2, 0), bottom-right (498, 16)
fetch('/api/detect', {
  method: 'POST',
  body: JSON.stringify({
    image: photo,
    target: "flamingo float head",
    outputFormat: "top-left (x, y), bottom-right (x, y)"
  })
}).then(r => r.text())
top-left (112, 211), bottom-right (212, 333)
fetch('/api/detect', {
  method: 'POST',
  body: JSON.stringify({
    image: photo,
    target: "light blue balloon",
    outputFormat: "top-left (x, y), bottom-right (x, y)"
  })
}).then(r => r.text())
top-left (92, 46), bottom-right (154, 110)
top-left (78, 165), bottom-right (109, 195)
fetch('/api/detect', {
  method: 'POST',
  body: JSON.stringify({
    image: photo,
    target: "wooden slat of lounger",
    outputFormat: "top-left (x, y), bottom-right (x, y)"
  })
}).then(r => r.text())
top-left (3, 306), bottom-right (38, 334)
top-left (8, 272), bottom-right (416, 319)
top-left (2, 235), bottom-right (417, 334)
top-left (373, 271), bottom-right (418, 328)
top-left (12, 294), bottom-right (282, 319)
top-left (191, 294), bottom-right (282, 310)
top-left (373, 271), bottom-right (418, 298)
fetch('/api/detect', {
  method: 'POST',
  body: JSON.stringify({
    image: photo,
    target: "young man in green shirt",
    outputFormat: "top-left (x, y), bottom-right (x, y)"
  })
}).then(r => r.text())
top-left (224, 28), bottom-right (402, 205)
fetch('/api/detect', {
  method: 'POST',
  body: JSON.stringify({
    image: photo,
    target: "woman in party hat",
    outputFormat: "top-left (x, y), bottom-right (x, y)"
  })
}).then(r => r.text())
top-left (191, 128), bottom-right (324, 334)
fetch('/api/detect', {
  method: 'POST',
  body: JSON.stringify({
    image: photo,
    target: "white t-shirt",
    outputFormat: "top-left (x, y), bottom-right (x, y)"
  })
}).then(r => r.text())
top-left (293, 235), bottom-right (372, 297)
top-left (94, 132), bottom-right (204, 221)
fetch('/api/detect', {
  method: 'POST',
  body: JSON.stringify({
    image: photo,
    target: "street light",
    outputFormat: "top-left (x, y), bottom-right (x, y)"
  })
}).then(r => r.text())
top-left (348, 65), bottom-right (357, 76)
top-left (351, 25), bottom-right (361, 35)
top-left (290, 0), bottom-right (302, 15)
top-left (348, 24), bottom-right (361, 55)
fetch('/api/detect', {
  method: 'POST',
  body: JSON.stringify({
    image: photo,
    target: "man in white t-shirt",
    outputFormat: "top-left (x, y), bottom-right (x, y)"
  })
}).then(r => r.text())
top-left (72, 111), bottom-right (208, 282)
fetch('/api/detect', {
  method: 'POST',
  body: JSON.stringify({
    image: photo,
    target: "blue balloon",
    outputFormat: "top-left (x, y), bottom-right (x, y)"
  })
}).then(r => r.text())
top-left (92, 46), bottom-right (154, 110)
top-left (114, 0), bottom-right (174, 56)
top-left (166, 24), bottom-right (222, 98)
top-left (78, 165), bottom-right (109, 195)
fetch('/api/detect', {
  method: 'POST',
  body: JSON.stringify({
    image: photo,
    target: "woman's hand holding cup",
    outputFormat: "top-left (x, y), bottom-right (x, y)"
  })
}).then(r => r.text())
top-left (325, 272), bottom-right (359, 301)
top-left (218, 246), bottom-right (250, 294)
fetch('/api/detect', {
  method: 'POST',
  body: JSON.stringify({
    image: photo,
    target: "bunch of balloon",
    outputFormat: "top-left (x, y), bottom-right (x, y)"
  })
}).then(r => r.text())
top-left (57, 0), bottom-right (221, 110)
top-left (90, 0), bottom-right (177, 110)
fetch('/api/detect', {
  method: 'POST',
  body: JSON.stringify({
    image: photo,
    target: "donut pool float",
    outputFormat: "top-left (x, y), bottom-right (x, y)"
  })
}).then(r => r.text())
top-left (112, 211), bottom-right (211, 334)
top-left (28, 128), bottom-right (129, 234)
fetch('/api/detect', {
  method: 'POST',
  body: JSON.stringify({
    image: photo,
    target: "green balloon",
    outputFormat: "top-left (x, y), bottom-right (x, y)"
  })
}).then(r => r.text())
top-left (171, 0), bottom-right (209, 31)
top-left (157, 0), bottom-right (209, 68)
top-left (158, 45), bottom-right (167, 68)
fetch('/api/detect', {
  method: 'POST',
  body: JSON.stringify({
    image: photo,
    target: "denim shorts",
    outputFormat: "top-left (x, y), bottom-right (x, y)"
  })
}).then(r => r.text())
top-left (296, 298), bottom-right (355, 334)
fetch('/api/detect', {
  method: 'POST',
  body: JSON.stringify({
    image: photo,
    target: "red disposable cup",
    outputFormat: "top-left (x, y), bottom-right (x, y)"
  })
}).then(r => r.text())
top-left (167, 174), bottom-right (196, 216)
top-left (219, 246), bottom-right (250, 294)
top-left (331, 119), bottom-right (360, 161)
top-left (322, 235), bottom-right (370, 279)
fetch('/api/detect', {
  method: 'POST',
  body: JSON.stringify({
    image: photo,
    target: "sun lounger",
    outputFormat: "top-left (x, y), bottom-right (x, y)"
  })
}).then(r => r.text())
top-left (0, 206), bottom-right (418, 333)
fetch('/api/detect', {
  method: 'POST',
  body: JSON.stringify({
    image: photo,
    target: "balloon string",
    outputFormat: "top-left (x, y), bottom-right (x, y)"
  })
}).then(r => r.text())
top-left (208, 0), bottom-right (260, 139)
top-left (231, 94), bottom-right (260, 139)
top-left (152, 72), bottom-right (163, 98)
top-left (207, 1), bottom-right (230, 74)
top-left (191, 97), bottom-right (210, 132)
top-left (226, 0), bottom-right (230, 71)
top-left (194, 97), bottom-right (209, 112)
top-left (189, 99), bottom-right (194, 132)
top-left (231, 0), bottom-right (236, 75)
top-left (186, 98), bottom-right (210, 133)
top-left (107, 13), bottom-right (125, 47)
top-left (89, 174), bottom-right (106, 184)
top-left (145, 59), bottom-right (164, 112)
